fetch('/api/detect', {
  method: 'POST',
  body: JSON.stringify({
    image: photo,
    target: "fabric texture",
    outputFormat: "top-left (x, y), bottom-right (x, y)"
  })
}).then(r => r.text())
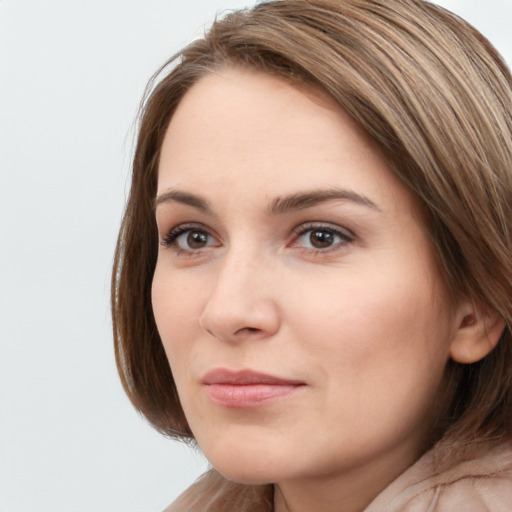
top-left (164, 439), bottom-right (512, 511)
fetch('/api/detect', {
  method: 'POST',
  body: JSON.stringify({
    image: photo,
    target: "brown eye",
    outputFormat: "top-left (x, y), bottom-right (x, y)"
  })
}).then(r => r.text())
top-left (161, 224), bottom-right (218, 252)
top-left (309, 230), bottom-right (335, 248)
top-left (292, 224), bottom-right (353, 252)
top-left (187, 230), bottom-right (209, 249)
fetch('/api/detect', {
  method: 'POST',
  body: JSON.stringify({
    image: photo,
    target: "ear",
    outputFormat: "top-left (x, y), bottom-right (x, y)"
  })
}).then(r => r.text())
top-left (449, 300), bottom-right (506, 364)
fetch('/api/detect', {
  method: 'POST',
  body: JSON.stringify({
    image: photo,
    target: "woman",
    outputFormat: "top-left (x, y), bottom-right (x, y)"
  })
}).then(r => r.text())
top-left (112, 0), bottom-right (512, 510)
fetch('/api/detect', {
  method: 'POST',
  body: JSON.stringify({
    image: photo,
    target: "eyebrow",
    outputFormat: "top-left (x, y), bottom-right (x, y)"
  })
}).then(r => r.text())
top-left (154, 187), bottom-right (380, 214)
top-left (154, 190), bottom-right (211, 212)
top-left (268, 188), bottom-right (380, 214)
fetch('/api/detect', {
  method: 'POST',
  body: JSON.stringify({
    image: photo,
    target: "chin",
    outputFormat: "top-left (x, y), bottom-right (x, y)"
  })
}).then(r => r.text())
top-left (201, 443), bottom-right (288, 485)
top-left (213, 461), bottom-right (285, 486)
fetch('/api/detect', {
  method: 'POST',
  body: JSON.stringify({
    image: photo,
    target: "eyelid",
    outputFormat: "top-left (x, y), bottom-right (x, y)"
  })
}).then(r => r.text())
top-left (159, 220), bottom-right (355, 255)
top-left (292, 221), bottom-right (353, 237)
top-left (289, 222), bottom-right (355, 251)
top-left (160, 222), bottom-right (219, 252)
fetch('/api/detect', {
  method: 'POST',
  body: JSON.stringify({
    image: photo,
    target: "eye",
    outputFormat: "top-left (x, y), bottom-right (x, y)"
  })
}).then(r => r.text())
top-left (292, 223), bottom-right (353, 251)
top-left (161, 223), bottom-right (219, 252)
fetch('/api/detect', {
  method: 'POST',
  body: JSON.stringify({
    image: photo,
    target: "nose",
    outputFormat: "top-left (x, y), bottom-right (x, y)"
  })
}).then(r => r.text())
top-left (198, 251), bottom-right (280, 343)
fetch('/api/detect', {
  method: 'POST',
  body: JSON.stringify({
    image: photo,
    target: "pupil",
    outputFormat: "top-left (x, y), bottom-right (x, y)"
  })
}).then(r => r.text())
top-left (187, 231), bottom-right (207, 248)
top-left (310, 230), bottom-right (333, 248)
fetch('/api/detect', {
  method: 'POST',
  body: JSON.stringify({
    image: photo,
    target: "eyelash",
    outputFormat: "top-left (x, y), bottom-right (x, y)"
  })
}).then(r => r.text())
top-left (160, 223), bottom-right (215, 253)
top-left (290, 223), bottom-right (354, 253)
top-left (160, 222), bottom-right (355, 254)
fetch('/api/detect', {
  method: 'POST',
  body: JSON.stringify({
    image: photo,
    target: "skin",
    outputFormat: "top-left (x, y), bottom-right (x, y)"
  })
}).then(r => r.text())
top-left (152, 68), bottom-right (467, 512)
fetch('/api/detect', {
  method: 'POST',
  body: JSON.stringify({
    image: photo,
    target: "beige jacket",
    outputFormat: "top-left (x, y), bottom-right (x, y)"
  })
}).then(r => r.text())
top-left (165, 439), bottom-right (512, 511)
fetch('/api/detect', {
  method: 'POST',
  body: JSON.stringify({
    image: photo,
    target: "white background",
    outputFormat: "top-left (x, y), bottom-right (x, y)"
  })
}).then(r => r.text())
top-left (0, 1), bottom-right (510, 511)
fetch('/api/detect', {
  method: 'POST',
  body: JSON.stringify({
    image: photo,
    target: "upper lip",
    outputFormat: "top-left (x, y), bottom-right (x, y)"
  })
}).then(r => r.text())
top-left (201, 368), bottom-right (304, 386)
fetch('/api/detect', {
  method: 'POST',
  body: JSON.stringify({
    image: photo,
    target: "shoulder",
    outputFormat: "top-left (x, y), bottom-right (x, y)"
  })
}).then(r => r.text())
top-left (163, 470), bottom-right (273, 512)
top-left (366, 439), bottom-right (512, 512)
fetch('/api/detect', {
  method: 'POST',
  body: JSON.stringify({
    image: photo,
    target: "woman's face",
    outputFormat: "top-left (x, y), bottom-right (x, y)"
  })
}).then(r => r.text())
top-left (152, 68), bottom-right (461, 500)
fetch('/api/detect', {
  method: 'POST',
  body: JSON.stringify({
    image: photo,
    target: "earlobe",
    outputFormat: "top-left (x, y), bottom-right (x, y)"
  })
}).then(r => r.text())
top-left (449, 301), bottom-right (506, 364)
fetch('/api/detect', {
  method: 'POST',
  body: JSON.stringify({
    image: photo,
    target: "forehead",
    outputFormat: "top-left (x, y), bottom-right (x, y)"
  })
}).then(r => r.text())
top-left (157, 67), bottom-right (417, 218)
top-left (161, 69), bottom-right (350, 163)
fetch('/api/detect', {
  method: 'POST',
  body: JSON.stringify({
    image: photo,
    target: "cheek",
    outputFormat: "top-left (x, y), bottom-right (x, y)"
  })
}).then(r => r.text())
top-left (287, 268), bottom-right (454, 447)
top-left (288, 260), bottom-right (453, 379)
top-left (151, 267), bottom-right (203, 365)
top-left (151, 269), bottom-right (211, 427)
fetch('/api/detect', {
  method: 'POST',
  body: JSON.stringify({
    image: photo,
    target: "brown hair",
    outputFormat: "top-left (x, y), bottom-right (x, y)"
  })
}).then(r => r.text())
top-left (112, 0), bottom-right (512, 444)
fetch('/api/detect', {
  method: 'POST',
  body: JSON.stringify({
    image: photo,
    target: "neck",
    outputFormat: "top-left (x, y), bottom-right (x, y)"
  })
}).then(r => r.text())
top-left (272, 441), bottom-right (424, 512)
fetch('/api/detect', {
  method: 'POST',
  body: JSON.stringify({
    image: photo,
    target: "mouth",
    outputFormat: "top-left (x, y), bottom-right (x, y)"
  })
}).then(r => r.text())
top-left (201, 368), bottom-right (305, 408)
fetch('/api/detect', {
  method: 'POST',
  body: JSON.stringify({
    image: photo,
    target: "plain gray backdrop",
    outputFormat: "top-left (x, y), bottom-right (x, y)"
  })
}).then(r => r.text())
top-left (1, 1), bottom-right (511, 511)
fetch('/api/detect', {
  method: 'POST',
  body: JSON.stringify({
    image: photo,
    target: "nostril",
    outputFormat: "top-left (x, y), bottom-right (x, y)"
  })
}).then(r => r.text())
top-left (204, 327), bottom-right (215, 337)
top-left (235, 326), bottom-right (260, 335)
top-left (199, 297), bottom-right (280, 341)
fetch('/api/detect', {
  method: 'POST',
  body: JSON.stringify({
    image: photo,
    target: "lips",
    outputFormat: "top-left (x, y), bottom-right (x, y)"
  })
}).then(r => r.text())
top-left (202, 369), bottom-right (305, 408)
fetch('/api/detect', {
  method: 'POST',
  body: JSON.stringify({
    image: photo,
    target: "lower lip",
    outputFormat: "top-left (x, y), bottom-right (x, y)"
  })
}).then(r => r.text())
top-left (205, 383), bottom-right (302, 408)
